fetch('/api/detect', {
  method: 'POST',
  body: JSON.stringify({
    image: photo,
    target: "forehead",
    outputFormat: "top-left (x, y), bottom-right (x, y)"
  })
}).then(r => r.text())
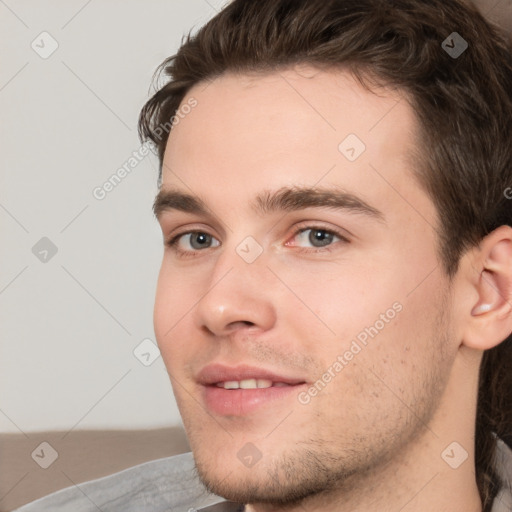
top-left (164, 65), bottom-right (417, 175)
top-left (160, 66), bottom-right (436, 231)
top-left (168, 65), bottom-right (413, 152)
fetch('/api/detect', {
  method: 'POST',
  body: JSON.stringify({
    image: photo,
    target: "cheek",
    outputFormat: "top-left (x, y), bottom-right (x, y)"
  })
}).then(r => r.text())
top-left (292, 252), bottom-right (447, 382)
top-left (153, 263), bottom-right (196, 367)
top-left (285, 259), bottom-right (402, 351)
top-left (305, 297), bottom-right (448, 440)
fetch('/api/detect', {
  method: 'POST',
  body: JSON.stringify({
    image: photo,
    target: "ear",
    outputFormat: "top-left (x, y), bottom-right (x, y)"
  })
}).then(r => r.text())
top-left (460, 225), bottom-right (512, 350)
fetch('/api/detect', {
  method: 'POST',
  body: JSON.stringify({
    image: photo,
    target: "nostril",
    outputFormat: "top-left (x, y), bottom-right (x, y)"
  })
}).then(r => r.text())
top-left (228, 321), bottom-right (255, 329)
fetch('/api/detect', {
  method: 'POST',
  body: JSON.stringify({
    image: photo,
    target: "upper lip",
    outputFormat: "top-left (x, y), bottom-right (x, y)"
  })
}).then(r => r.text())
top-left (197, 364), bottom-right (307, 386)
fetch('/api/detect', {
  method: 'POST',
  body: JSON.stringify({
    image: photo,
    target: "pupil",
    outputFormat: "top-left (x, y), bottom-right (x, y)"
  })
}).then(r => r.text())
top-left (192, 232), bottom-right (210, 249)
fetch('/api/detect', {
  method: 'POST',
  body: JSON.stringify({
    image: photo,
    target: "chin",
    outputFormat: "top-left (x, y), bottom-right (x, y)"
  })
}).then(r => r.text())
top-left (191, 445), bottom-right (356, 507)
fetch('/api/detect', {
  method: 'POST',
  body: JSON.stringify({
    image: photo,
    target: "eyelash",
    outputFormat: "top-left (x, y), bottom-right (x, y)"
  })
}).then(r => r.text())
top-left (164, 225), bottom-right (349, 258)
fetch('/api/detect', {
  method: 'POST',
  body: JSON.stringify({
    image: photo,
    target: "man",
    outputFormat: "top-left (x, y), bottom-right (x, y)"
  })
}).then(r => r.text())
top-left (15, 0), bottom-right (512, 511)
top-left (142, 0), bottom-right (512, 510)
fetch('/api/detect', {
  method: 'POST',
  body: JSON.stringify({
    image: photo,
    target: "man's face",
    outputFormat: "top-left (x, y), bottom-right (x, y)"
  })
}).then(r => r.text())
top-left (153, 67), bottom-right (457, 504)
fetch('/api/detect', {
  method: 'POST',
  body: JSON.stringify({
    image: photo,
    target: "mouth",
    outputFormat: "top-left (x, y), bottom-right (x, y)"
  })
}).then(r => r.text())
top-left (197, 364), bottom-right (308, 416)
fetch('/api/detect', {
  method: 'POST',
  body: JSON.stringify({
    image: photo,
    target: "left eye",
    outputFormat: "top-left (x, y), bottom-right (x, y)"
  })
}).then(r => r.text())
top-left (292, 227), bottom-right (344, 248)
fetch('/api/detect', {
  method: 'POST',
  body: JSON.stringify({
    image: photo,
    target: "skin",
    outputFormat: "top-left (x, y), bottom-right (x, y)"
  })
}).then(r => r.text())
top-left (153, 66), bottom-right (512, 512)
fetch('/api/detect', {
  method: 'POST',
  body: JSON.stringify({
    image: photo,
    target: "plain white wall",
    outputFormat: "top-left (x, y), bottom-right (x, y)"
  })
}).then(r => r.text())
top-left (0, 0), bottom-right (227, 433)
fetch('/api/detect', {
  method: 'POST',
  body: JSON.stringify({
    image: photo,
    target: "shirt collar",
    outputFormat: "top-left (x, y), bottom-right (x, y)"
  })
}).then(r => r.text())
top-left (491, 437), bottom-right (512, 512)
top-left (197, 501), bottom-right (244, 512)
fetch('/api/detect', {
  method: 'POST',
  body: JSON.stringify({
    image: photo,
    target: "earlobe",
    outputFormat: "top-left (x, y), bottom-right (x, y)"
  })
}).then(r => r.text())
top-left (462, 226), bottom-right (512, 351)
top-left (470, 266), bottom-right (511, 319)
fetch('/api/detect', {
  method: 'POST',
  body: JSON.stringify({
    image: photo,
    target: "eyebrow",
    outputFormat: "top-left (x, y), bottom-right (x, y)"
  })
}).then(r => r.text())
top-left (153, 185), bottom-right (385, 224)
top-left (153, 186), bottom-right (386, 223)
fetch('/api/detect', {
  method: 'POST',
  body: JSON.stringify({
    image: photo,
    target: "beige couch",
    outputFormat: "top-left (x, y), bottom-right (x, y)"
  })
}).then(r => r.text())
top-left (0, 427), bottom-right (190, 511)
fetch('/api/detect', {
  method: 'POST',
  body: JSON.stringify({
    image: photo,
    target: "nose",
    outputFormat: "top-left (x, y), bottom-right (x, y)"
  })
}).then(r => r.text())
top-left (193, 243), bottom-right (277, 337)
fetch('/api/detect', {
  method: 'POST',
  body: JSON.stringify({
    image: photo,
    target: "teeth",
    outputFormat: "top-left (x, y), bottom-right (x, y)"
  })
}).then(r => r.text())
top-left (240, 379), bottom-right (257, 389)
top-left (216, 379), bottom-right (277, 389)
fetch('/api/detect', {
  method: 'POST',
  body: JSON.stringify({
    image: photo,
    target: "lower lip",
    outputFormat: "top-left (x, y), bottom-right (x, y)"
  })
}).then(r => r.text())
top-left (203, 384), bottom-right (307, 416)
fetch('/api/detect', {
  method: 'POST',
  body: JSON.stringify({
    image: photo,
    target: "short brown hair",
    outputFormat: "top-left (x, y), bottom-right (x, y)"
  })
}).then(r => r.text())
top-left (138, 1), bottom-right (512, 509)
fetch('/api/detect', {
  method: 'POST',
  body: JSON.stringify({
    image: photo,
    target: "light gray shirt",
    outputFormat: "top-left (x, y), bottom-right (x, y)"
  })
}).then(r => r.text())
top-left (14, 438), bottom-right (512, 512)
